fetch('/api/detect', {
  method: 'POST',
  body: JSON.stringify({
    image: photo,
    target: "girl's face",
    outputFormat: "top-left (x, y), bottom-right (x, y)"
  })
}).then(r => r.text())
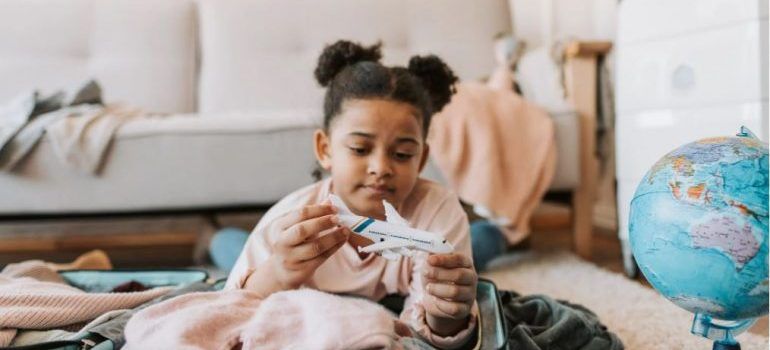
top-left (314, 98), bottom-right (429, 220)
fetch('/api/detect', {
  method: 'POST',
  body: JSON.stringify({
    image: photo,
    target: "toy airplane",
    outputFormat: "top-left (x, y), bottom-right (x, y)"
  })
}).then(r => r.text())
top-left (329, 194), bottom-right (454, 260)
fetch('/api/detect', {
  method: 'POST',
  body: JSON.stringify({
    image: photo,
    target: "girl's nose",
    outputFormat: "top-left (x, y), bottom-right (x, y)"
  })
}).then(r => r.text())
top-left (367, 152), bottom-right (393, 177)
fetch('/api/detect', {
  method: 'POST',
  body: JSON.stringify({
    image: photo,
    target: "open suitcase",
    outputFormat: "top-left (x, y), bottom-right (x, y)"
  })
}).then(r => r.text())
top-left (1, 269), bottom-right (210, 350)
top-left (1, 270), bottom-right (507, 350)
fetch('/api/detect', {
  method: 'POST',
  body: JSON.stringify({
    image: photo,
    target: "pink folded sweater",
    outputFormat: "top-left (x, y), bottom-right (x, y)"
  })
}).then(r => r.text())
top-left (124, 288), bottom-right (405, 350)
top-left (0, 260), bottom-right (172, 347)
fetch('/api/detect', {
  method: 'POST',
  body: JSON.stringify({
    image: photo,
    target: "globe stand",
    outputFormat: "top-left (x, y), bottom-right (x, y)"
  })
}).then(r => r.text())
top-left (712, 341), bottom-right (741, 350)
top-left (691, 313), bottom-right (756, 350)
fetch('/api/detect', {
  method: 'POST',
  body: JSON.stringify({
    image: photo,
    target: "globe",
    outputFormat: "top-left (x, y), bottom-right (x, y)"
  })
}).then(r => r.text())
top-left (629, 128), bottom-right (768, 342)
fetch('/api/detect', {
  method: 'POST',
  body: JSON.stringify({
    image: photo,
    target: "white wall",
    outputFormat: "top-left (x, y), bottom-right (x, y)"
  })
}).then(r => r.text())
top-left (509, 0), bottom-right (618, 48)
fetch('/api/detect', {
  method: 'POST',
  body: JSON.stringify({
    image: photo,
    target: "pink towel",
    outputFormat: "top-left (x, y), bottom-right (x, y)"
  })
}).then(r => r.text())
top-left (124, 288), bottom-right (405, 350)
top-left (429, 66), bottom-right (557, 244)
top-left (0, 260), bottom-right (172, 346)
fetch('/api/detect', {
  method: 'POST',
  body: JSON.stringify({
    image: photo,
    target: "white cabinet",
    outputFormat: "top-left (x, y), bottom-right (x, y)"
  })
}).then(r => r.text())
top-left (614, 0), bottom-right (768, 276)
top-left (617, 21), bottom-right (766, 113)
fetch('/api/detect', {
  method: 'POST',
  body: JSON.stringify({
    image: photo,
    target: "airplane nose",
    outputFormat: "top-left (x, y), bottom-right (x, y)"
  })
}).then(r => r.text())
top-left (339, 215), bottom-right (361, 228)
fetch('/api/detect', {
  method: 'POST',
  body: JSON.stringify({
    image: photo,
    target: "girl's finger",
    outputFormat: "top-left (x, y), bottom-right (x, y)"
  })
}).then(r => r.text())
top-left (427, 283), bottom-right (475, 302)
top-left (424, 267), bottom-right (476, 285)
top-left (291, 226), bottom-right (348, 261)
top-left (295, 236), bottom-right (348, 271)
top-left (428, 253), bottom-right (472, 269)
top-left (276, 203), bottom-right (336, 230)
top-left (425, 295), bottom-right (471, 320)
top-left (282, 214), bottom-right (340, 246)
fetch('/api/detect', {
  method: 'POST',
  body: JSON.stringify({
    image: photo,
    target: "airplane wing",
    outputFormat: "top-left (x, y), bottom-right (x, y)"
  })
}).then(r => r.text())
top-left (359, 239), bottom-right (412, 254)
top-left (382, 200), bottom-right (409, 226)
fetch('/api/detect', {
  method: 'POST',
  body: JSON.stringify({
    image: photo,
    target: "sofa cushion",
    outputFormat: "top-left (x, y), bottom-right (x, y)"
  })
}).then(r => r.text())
top-left (0, 0), bottom-right (197, 114)
top-left (196, 0), bottom-right (511, 113)
top-left (549, 111), bottom-right (580, 190)
top-left (0, 113), bottom-right (320, 214)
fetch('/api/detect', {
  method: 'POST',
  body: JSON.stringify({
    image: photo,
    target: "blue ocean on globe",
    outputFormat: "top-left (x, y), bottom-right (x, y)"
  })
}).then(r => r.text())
top-left (629, 134), bottom-right (769, 321)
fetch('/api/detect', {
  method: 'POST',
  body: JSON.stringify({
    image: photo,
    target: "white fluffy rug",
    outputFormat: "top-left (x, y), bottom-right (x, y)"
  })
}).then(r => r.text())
top-left (481, 251), bottom-right (769, 350)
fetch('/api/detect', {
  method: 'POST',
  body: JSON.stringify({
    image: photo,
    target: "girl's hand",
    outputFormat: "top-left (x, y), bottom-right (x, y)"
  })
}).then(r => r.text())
top-left (270, 202), bottom-right (351, 289)
top-left (422, 253), bottom-right (478, 336)
top-left (244, 202), bottom-right (350, 295)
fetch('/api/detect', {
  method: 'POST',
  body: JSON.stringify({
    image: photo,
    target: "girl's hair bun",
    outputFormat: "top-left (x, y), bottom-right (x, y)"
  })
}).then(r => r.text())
top-left (407, 55), bottom-right (458, 112)
top-left (314, 40), bottom-right (383, 87)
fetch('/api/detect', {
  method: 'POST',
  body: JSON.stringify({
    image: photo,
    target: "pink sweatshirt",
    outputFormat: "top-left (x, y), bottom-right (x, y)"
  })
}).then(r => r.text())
top-left (226, 178), bottom-right (477, 348)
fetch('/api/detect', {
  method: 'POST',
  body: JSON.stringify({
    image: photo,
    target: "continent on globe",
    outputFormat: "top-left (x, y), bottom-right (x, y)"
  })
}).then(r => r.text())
top-left (677, 139), bottom-right (733, 163)
top-left (691, 215), bottom-right (761, 270)
top-left (673, 156), bottom-right (695, 176)
top-left (669, 181), bottom-right (711, 204)
top-left (729, 200), bottom-right (759, 218)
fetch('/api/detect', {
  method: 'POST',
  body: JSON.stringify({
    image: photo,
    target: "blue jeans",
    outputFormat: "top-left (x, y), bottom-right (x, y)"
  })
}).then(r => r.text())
top-left (208, 227), bottom-right (249, 273)
top-left (470, 220), bottom-right (507, 271)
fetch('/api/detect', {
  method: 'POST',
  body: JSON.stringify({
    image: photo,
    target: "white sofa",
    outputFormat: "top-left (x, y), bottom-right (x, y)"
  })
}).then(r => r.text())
top-left (0, 0), bottom-right (582, 216)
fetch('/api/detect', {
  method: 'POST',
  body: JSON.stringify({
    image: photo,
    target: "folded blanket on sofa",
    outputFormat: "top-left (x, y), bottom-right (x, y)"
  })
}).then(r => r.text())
top-left (0, 81), bottom-right (145, 175)
top-left (123, 288), bottom-right (408, 350)
top-left (0, 260), bottom-right (172, 347)
top-left (428, 65), bottom-right (557, 245)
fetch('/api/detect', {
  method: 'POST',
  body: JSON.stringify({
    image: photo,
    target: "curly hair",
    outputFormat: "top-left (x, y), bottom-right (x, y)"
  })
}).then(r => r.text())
top-left (314, 40), bottom-right (458, 137)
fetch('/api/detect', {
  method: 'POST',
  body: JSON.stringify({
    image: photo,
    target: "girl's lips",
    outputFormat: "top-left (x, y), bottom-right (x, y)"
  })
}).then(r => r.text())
top-left (362, 184), bottom-right (394, 195)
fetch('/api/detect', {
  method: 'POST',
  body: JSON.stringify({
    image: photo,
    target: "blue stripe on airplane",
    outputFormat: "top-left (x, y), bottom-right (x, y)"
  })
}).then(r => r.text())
top-left (353, 218), bottom-right (375, 233)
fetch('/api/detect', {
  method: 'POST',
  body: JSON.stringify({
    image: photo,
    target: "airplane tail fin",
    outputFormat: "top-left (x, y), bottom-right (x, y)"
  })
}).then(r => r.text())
top-left (382, 200), bottom-right (408, 226)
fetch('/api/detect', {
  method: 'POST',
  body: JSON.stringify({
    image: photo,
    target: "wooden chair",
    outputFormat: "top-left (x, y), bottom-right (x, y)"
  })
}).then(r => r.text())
top-left (561, 41), bottom-right (613, 259)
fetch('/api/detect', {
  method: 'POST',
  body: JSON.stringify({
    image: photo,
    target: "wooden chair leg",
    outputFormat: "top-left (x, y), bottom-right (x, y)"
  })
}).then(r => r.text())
top-left (572, 189), bottom-right (593, 258)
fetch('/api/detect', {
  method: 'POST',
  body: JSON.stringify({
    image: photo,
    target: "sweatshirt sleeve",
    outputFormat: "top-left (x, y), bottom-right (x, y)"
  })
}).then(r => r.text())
top-left (224, 194), bottom-right (302, 290)
top-left (399, 191), bottom-right (478, 349)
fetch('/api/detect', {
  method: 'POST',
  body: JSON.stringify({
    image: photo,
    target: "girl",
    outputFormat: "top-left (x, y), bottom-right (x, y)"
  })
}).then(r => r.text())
top-left (224, 40), bottom-right (478, 348)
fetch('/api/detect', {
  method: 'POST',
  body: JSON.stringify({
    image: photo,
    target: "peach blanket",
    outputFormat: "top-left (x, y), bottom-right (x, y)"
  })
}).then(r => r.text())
top-left (429, 66), bottom-right (557, 244)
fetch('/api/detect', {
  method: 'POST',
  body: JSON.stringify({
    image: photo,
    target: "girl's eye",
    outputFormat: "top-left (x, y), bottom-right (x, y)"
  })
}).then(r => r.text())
top-left (349, 147), bottom-right (368, 155)
top-left (394, 152), bottom-right (414, 161)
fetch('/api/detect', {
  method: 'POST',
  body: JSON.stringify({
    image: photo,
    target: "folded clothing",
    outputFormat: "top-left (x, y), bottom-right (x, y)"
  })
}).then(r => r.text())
top-left (124, 288), bottom-right (405, 350)
top-left (89, 281), bottom-right (217, 349)
top-left (0, 80), bottom-right (148, 175)
top-left (0, 260), bottom-right (173, 347)
top-left (500, 291), bottom-right (624, 350)
top-left (9, 281), bottom-right (219, 348)
top-left (9, 309), bottom-right (126, 347)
